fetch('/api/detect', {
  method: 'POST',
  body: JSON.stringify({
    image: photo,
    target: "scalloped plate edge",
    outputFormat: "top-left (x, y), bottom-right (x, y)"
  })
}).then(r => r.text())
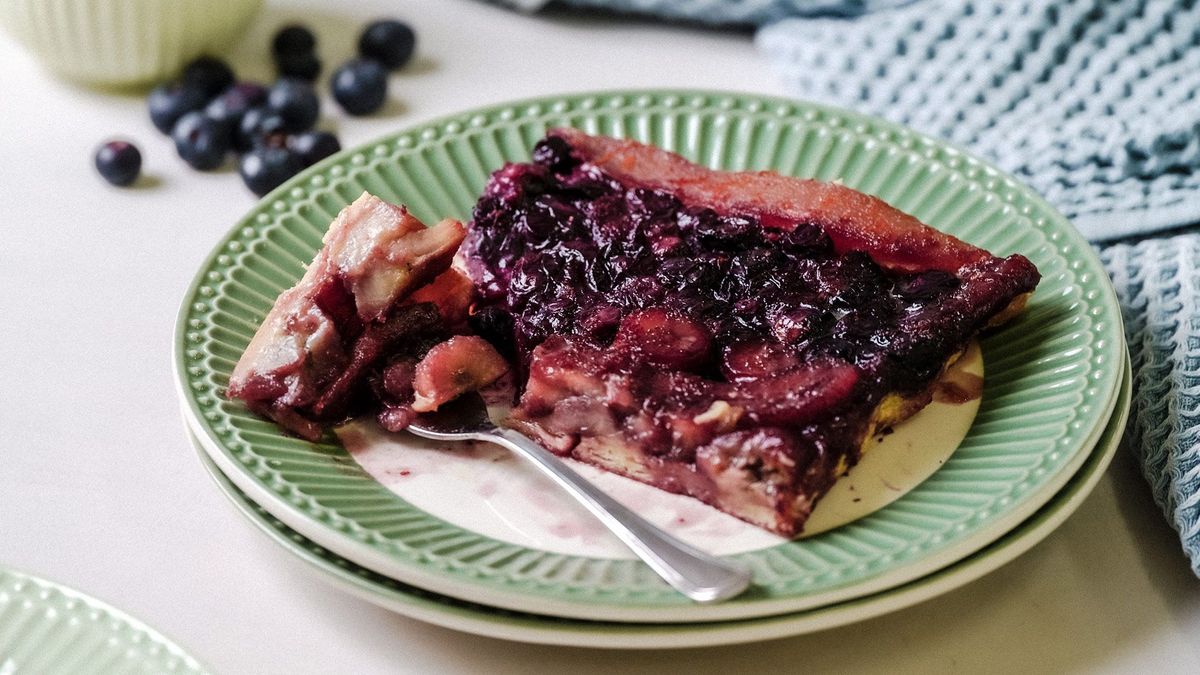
top-left (174, 90), bottom-right (1127, 623)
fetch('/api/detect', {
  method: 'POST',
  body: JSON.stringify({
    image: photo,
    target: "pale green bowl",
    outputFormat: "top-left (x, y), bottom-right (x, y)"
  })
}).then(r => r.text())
top-left (0, 0), bottom-right (263, 87)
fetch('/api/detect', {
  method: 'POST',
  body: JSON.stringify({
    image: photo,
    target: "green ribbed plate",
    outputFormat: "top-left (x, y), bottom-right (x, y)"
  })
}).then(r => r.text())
top-left (176, 90), bottom-right (1125, 623)
top-left (188, 355), bottom-right (1128, 647)
top-left (0, 567), bottom-right (208, 674)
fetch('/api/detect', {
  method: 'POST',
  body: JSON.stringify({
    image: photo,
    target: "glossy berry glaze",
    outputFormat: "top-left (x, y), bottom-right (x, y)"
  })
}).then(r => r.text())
top-left (464, 132), bottom-right (1040, 535)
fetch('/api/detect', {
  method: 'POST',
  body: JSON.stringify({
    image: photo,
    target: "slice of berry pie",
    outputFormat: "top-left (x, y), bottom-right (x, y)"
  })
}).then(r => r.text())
top-left (462, 129), bottom-right (1039, 535)
top-left (230, 130), bottom-right (1038, 537)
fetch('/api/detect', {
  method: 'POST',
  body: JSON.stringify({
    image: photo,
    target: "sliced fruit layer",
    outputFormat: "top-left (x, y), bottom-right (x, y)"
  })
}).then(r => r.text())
top-left (412, 336), bottom-right (510, 413)
top-left (228, 192), bottom-right (468, 438)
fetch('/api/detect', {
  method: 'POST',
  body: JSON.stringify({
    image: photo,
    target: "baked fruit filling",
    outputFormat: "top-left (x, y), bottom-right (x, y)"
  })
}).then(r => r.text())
top-left (226, 193), bottom-right (504, 440)
top-left (463, 130), bottom-right (1039, 535)
top-left (229, 130), bottom-right (1039, 537)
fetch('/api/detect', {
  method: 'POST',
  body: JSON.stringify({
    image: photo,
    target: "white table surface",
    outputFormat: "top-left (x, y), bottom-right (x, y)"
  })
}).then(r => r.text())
top-left (2, 1), bottom-right (1199, 673)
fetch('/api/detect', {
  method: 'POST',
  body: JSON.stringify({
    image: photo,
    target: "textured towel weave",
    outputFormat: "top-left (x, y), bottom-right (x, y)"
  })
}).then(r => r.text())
top-left (757, 0), bottom-right (1200, 242)
top-left (1102, 236), bottom-right (1200, 575)
top-left (548, 0), bottom-right (914, 24)
top-left (499, 0), bottom-right (1200, 574)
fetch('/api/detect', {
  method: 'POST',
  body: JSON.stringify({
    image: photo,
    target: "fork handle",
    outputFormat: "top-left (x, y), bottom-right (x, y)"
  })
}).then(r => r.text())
top-left (487, 427), bottom-right (753, 603)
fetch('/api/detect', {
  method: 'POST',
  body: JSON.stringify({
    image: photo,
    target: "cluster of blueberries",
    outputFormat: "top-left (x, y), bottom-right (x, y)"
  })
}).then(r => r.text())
top-left (94, 20), bottom-right (416, 196)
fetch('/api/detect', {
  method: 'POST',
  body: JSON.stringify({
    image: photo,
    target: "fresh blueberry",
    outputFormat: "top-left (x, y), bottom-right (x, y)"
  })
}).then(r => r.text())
top-left (94, 140), bottom-right (141, 186)
top-left (358, 20), bottom-right (415, 70)
top-left (204, 82), bottom-right (268, 130)
top-left (276, 51), bottom-right (321, 82)
top-left (239, 146), bottom-right (304, 196)
top-left (266, 79), bottom-right (320, 132)
top-left (289, 131), bottom-right (340, 166)
top-left (181, 55), bottom-right (235, 98)
top-left (331, 59), bottom-right (388, 115)
top-left (147, 83), bottom-right (208, 134)
top-left (235, 107), bottom-right (289, 151)
top-left (172, 111), bottom-right (229, 170)
top-left (272, 25), bottom-right (316, 58)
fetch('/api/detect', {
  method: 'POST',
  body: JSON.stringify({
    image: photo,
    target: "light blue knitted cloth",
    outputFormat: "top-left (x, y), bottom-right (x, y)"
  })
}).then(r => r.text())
top-left (1103, 235), bottom-right (1200, 571)
top-left (494, 0), bottom-right (1200, 575)
top-left (756, 0), bottom-right (1200, 242)
top-left (544, 0), bottom-right (916, 23)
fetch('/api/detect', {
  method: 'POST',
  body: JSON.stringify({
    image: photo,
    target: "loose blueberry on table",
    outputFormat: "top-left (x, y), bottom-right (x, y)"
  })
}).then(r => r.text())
top-left (290, 131), bottom-right (341, 167)
top-left (266, 78), bottom-right (321, 133)
top-left (135, 55), bottom-right (333, 193)
top-left (181, 56), bottom-right (235, 98)
top-left (205, 83), bottom-right (268, 131)
top-left (358, 19), bottom-right (416, 70)
top-left (147, 83), bottom-right (208, 134)
top-left (239, 146), bottom-right (305, 197)
top-left (100, 18), bottom-right (420, 195)
top-left (272, 24), bottom-right (321, 82)
top-left (235, 108), bottom-right (288, 152)
top-left (272, 25), bottom-right (316, 58)
top-left (331, 59), bottom-right (388, 115)
top-left (278, 51), bottom-right (322, 82)
top-left (94, 140), bottom-right (141, 186)
top-left (171, 110), bottom-right (229, 171)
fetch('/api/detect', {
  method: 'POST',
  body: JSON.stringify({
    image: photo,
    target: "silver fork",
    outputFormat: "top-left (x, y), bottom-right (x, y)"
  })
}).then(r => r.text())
top-left (406, 392), bottom-right (753, 603)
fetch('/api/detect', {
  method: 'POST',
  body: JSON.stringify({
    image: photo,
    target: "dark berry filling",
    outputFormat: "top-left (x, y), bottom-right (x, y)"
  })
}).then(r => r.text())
top-left (467, 138), bottom-right (975, 398)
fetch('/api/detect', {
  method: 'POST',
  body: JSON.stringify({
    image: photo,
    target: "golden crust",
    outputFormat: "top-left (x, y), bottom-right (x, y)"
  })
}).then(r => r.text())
top-left (988, 291), bottom-right (1034, 328)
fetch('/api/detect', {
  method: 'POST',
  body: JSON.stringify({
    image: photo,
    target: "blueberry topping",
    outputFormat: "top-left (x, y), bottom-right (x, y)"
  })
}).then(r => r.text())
top-left (266, 79), bottom-right (320, 132)
top-left (276, 51), bottom-right (321, 82)
top-left (469, 142), bottom-right (979, 385)
top-left (171, 111), bottom-right (229, 170)
top-left (358, 20), bottom-right (415, 70)
top-left (272, 25), bottom-right (316, 57)
top-left (289, 131), bottom-right (341, 166)
top-left (94, 140), bottom-right (141, 186)
top-left (331, 59), bottom-right (388, 115)
top-left (181, 56), bottom-right (235, 98)
top-left (147, 84), bottom-right (208, 134)
top-left (239, 146), bottom-right (304, 196)
top-left (531, 136), bottom-right (576, 173)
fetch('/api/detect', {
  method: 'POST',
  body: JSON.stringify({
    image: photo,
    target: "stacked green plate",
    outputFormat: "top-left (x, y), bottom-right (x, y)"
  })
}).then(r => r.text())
top-left (175, 91), bottom-right (1128, 639)
top-left (0, 567), bottom-right (208, 672)
top-left (186, 356), bottom-right (1127, 648)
